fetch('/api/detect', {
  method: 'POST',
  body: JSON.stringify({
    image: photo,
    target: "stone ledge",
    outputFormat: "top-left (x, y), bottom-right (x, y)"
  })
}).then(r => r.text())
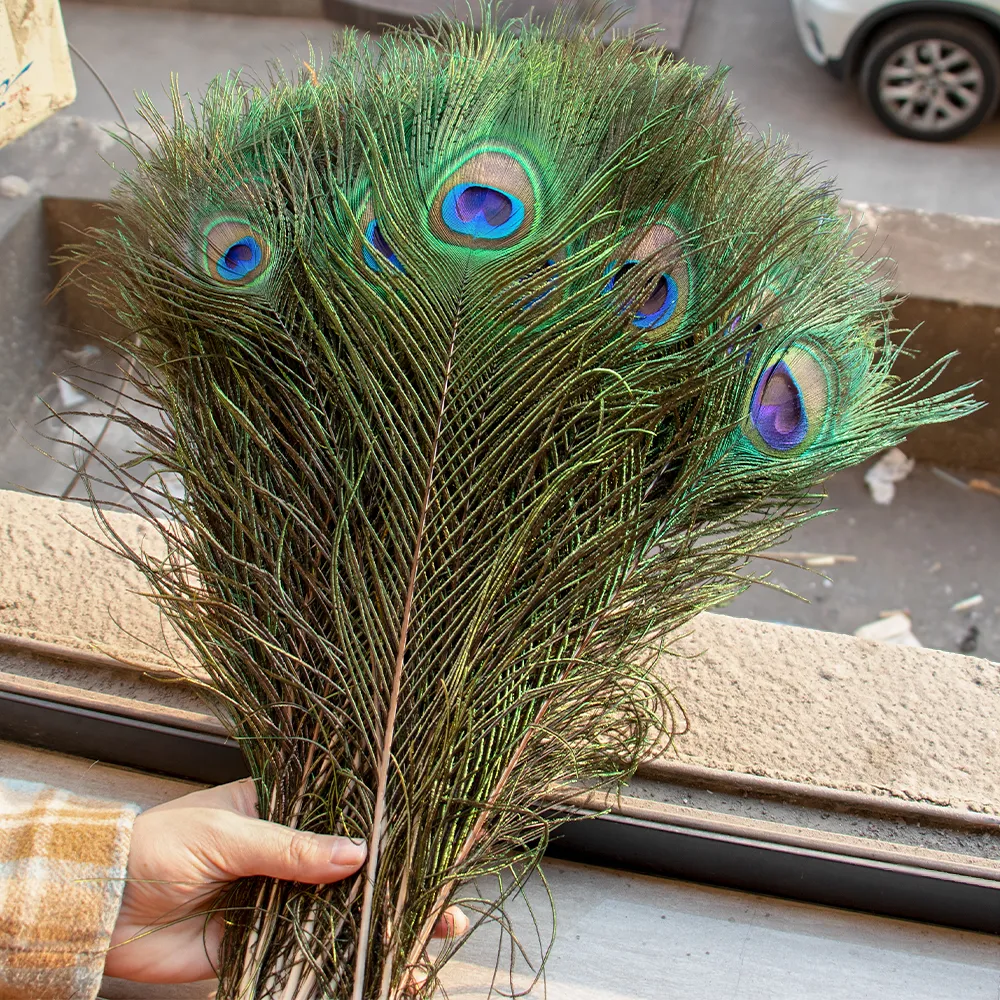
top-left (1, 487), bottom-right (996, 813)
top-left (844, 201), bottom-right (1000, 310)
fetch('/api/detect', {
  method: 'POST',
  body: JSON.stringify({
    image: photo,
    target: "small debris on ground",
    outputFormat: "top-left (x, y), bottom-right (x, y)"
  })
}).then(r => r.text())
top-left (864, 448), bottom-right (914, 505)
top-left (930, 470), bottom-right (1000, 499)
top-left (0, 175), bottom-right (30, 198)
top-left (959, 625), bottom-right (980, 655)
top-left (779, 551), bottom-right (857, 567)
top-left (951, 594), bottom-right (984, 613)
top-left (854, 611), bottom-right (922, 647)
top-left (61, 345), bottom-right (101, 366)
top-left (56, 377), bottom-right (88, 409)
top-left (931, 466), bottom-right (969, 491)
top-left (969, 478), bottom-right (1000, 499)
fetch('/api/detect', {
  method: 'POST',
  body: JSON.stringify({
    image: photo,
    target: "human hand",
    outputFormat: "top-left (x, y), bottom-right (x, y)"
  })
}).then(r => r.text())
top-left (106, 779), bottom-right (468, 984)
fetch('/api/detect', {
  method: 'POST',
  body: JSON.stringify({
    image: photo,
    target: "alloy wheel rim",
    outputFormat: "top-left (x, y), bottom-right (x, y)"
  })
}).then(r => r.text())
top-left (878, 39), bottom-right (985, 132)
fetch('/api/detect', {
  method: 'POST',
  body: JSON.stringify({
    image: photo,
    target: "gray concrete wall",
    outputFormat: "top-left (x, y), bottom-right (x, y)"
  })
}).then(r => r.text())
top-left (0, 116), bottom-right (120, 438)
top-left (0, 199), bottom-right (66, 432)
top-left (842, 202), bottom-right (1000, 470)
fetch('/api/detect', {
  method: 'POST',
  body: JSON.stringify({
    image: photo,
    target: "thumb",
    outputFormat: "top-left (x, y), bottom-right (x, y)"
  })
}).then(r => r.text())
top-left (211, 812), bottom-right (368, 884)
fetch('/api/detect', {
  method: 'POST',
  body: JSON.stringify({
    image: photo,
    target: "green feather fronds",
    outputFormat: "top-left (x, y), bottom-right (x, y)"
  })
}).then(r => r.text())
top-left (70, 6), bottom-right (976, 998)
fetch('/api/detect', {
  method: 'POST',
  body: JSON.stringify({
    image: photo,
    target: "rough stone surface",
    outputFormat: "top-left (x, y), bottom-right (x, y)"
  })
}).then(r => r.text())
top-left (663, 614), bottom-right (1000, 813)
top-left (0, 646), bottom-right (210, 714)
top-left (1, 488), bottom-right (997, 812)
top-left (846, 201), bottom-right (1000, 309)
top-left (0, 488), bottom-right (193, 670)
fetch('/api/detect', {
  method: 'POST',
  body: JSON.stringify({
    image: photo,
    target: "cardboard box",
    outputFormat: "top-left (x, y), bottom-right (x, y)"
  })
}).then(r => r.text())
top-left (1, 0), bottom-right (76, 149)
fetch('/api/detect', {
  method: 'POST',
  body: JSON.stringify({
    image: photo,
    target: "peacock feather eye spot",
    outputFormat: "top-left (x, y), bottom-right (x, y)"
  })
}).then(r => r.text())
top-left (639, 276), bottom-right (668, 316)
top-left (634, 273), bottom-right (679, 329)
top-left (203, 219), bottom-right (270, 286)
top-left (603, 260), bottom-right (635, 294)
top-left (442, 182), bottom-right (524, 240)
top-left (363, 219), bottom-right (404, 273)
top-left (750, 362), bottom-right (807, 450)
top-left (430, 150), bottom-right (536, 249)
top-left (603, 260), bottom-right (680, 329)
top-left (606, 221), bottom-right (691, 339)
top-left (455, 186), bottom-right (513, 227)
top-left (745, 344), bottom-right (830, 455)
top-left (217, 237), bottom-right (261, 280)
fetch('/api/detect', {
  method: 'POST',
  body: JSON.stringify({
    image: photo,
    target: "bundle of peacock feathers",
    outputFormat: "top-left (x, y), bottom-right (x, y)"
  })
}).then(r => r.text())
top-left (70, 4), bottom-right (974, 997)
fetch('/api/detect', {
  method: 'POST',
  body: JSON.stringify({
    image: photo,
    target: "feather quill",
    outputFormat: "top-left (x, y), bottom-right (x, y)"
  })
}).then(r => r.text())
top-left (66, 6), bottom-right (977, 998)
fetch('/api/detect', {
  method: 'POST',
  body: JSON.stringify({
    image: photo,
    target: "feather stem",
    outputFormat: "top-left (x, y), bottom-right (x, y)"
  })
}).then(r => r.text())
top-left (239, 783), bottom-right (282, 998)
top-left (280, 899), bottom-right (318, 1000)
top-left (402, 533), bottom-right (653, 986)
top-left (403, 456), bottom-right (681, 982)
top-left (352, 309), bottom-right (461, 1000)
top-left (59, 18), bottom-right (979, 996)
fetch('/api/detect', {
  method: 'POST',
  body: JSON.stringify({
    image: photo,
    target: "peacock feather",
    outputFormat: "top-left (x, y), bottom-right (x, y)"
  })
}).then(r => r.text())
top-left (70, 6), bottom-right (975, 998)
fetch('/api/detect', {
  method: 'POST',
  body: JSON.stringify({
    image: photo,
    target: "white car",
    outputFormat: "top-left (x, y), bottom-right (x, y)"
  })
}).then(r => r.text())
top-left (790, 0), bottom-right (1000, 140)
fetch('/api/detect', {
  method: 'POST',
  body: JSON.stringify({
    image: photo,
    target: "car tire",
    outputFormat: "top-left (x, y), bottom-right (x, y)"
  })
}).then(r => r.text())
top-left (859, 17), bottom-right (1000, 141)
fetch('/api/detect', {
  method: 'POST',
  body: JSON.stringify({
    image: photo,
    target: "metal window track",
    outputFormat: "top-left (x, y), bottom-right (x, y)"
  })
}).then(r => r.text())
top-left (1, 679), bottom-right (998, 935)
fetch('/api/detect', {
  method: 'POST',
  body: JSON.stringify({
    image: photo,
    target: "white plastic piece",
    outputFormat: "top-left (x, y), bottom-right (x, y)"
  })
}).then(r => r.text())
top-left (0, 174), bottom-right (30, 197)
top-left (56, 376), bottom-right (87, 408)
top-left (854, 612), bottom-right (922, 647)
top-left (951, 594), bottom-right (984, 613)
top-left (864, 448), bottom-right (915, 505)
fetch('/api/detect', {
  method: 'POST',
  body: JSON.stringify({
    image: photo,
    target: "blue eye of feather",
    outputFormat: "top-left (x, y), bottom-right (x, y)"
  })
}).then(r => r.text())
top-left (441, 183), bottom-right (525, 240)
top-left (363, 219), bottom-right (404, 273)
top-left (750, 361), bottom-right (808, 450)
top-left (204, 220), bottom-right (270, 285)
top-left (603, 261), bottom-right (679, 329)
top-left (634, 273), bottom-right (679, 329)
top-left (216, 236), bottom-right (263, 282)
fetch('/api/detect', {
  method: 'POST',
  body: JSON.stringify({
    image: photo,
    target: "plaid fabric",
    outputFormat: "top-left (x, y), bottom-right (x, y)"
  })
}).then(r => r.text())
top-left (0, 779), bottom-right (137, 1000)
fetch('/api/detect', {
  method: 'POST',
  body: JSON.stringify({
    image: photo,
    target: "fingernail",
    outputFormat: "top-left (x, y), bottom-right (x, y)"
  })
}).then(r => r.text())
top-left (330, 837), bottom-right (367, 865)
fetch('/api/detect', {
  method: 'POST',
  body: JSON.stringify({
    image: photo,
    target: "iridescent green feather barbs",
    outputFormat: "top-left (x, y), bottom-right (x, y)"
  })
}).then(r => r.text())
top-left (68, 6), bottom-right (977, 999)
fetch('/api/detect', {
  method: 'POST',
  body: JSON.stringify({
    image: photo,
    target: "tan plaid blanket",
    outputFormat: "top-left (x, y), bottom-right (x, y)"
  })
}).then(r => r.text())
top-left (0, 779), bottom-right (137, 999)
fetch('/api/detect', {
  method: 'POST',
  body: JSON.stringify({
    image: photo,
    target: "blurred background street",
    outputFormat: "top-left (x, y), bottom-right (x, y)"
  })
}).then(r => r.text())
top-left (5, 0), bottom-right (999, 659)
top-left (56, 0), bottom-right (1000, 217)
